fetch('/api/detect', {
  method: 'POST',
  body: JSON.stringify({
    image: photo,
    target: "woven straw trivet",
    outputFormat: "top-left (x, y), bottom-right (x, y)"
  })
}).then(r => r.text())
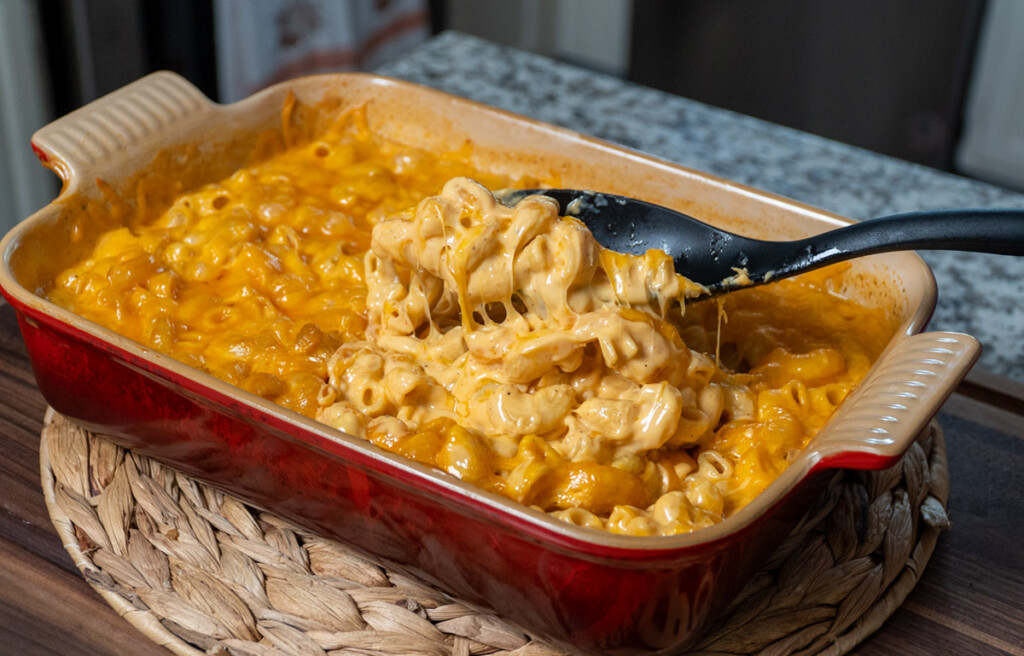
top-left (40, 408), bottom-right (951, 656)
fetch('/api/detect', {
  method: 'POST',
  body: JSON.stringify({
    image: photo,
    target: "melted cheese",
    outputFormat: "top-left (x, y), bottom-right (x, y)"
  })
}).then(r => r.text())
top-left (48, 108), bottom-right (893, 536)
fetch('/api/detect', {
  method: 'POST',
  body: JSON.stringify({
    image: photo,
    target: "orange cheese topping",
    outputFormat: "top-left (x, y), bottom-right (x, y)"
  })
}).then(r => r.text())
top-left (48, 108), bottom-right (892, 536)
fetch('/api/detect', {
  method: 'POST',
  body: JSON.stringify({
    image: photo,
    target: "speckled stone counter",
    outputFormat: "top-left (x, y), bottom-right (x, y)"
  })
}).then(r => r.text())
top-left (378, 32), bottom-right (1024, 381)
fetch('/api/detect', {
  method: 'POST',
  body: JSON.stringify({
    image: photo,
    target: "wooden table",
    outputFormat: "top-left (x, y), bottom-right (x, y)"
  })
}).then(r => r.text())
top-left (0, 299), bottom-right (1021, 656)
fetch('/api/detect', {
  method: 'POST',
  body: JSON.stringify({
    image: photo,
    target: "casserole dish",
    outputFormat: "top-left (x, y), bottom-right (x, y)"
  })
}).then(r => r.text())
top-left (0, 72), bottom-right (978, 654)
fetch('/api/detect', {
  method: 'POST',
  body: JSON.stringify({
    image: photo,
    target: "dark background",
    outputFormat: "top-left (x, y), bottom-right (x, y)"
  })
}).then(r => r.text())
top-left (34, 0), bottom-right (989, 173)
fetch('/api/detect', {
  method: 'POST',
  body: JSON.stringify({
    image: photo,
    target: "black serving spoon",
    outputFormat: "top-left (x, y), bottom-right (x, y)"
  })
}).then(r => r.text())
top-left (502, 189), bottom-right (1024, 298)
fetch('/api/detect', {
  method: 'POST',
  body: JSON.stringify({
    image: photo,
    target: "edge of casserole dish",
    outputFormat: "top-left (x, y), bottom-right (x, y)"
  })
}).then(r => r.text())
top-left (0, 71), bottom-right (981, 653)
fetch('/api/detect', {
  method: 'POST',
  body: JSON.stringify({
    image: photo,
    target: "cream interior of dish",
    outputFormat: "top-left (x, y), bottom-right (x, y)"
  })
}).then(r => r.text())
top-left (45, 108), bottom-right (893, 536)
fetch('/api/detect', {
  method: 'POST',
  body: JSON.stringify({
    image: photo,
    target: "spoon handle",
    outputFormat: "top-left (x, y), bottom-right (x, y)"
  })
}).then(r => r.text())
top-left (775, 209), bottom-right (1024, 278)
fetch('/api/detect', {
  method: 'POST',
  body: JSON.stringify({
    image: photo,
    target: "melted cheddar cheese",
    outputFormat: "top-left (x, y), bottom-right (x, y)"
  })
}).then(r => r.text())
top-left (47, 107), bottom-right (892, 536)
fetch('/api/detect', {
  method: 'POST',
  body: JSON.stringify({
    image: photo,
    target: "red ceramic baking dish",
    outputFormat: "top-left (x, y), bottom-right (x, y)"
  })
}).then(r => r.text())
top-left (0, 72), bottom-right (979, 655)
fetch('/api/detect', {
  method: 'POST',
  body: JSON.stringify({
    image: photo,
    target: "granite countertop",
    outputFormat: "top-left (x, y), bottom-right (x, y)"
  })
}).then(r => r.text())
top-left (378, 32), bottom-right (1024, 382)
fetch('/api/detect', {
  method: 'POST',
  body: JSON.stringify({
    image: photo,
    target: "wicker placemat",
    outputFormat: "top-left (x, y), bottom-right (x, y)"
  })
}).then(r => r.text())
top-left (40, 408), bottom-right (950, 656)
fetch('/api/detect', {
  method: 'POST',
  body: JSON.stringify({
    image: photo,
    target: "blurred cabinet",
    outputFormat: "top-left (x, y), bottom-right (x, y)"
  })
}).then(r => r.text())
top-left (446, 0), bottom-right (633, 76)
top-left (957, 0), bottom-right (1024, 192)
top-left (629, 0), bottom-right (985, 170)
top-left (36, 0), bottom-right (217, 117)
top-left (0, 0), bottom-right (57, 233)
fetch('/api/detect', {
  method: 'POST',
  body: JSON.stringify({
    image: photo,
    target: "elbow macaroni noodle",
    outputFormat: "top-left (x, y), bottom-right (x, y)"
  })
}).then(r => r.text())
top-left (48, 107), bottom-right (892, 536)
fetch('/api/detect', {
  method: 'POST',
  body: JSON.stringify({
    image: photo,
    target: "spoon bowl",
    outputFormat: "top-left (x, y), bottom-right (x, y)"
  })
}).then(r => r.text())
top-left (504, 189), bottom-right (1024, 298)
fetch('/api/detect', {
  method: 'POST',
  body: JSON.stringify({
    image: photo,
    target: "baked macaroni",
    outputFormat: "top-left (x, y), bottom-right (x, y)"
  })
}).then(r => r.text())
top-left (47, 106), bottom-right (891, 536)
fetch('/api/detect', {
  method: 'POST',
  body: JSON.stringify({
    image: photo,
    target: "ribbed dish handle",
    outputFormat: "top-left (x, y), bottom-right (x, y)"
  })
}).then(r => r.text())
top-left (812, 331), bottom-right (980, 471)
top-left (30, 71), bottom-right (212, 188)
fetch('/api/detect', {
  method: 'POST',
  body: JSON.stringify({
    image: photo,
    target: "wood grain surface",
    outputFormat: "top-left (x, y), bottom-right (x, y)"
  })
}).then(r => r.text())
top-left (0, 299), bottom-right (1020, 656)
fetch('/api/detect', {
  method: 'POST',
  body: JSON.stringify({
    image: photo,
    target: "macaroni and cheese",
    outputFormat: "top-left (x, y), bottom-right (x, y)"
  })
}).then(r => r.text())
top-left (47, 107), bottom-right (891, 536)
